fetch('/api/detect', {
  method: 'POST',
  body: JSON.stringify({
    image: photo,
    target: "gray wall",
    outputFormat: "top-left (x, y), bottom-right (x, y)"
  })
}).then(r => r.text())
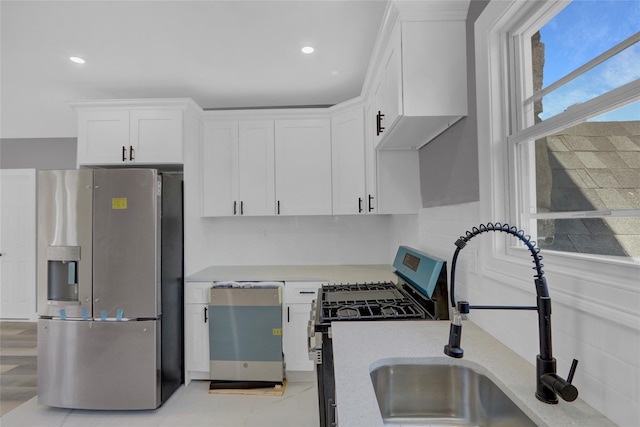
top-left (418, 0), bottom-right (488, 208)
top-left (0, 138), bottom-right (77, 169)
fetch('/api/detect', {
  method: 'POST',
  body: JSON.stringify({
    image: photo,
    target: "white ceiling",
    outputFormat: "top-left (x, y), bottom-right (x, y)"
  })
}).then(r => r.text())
top-left (0, 0), bottom-right (388, 139)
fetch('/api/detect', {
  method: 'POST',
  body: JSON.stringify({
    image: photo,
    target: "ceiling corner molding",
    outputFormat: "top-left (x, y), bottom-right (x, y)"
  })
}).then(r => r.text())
top-left (68, 98), bottom-right (202, 113)
top-left (394, 0), bottom-right (470, 21)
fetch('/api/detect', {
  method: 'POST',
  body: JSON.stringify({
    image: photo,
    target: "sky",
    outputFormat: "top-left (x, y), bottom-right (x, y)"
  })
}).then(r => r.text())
top-left (538, 0), bottom-right (640, 121)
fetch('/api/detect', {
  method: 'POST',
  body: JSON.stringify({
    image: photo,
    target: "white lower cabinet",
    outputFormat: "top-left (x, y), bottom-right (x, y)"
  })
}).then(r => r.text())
top-left (283, 281), bottom-right (322, 372)
top-left (184, 282), bottom-right (212, 384)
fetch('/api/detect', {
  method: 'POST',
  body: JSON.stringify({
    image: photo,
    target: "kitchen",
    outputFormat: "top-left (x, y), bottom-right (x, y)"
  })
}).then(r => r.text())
top-left (1, 1), bottom-right (638, 426)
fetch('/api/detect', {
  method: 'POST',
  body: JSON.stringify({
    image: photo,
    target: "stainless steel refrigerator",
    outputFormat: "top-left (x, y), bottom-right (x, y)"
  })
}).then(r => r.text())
top-left (36, 168), bottom-right (183, 410)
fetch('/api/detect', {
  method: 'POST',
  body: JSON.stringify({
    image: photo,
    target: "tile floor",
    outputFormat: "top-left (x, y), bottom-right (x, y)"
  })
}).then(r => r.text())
top-left (0, 322), bottom-right (38, 417)
top-left (0, 322), bottom-right (319, 427)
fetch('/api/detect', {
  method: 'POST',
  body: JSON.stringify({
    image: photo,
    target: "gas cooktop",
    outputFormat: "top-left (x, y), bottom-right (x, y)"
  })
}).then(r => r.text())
top-left (311, 247), bottom-right (450, 330)
top-left (319, 282), bottom-right (426, 322)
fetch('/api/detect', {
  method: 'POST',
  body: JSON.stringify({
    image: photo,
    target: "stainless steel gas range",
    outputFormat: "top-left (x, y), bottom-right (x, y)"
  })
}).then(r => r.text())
top-left (308, 246), bottom-right (450, 427)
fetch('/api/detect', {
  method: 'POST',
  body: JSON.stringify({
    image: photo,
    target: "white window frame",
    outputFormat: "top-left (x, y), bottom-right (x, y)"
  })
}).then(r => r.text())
top-left (475, 0), bottom-right (639, 322)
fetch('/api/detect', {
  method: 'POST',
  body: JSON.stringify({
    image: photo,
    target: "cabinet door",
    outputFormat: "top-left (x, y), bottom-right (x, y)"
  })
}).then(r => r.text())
top-left (201, 121), bottom-right (239, 216)
top-left (283, 303), bottom-right (315, 371)
top-left (77, 110), bottom-right (130, 165)
top-left (238, 120), bottom-right (275, 216)
top-left (331, 108), bottom-right (365, 215)
top-left (275, 119), bottom-right (332, 215)
top-left (130, 110), bottom-right (183, 163)
top-left (282, 282), bottom-right (318, 372)
top-left (185, 304), bottom-right (210, 375)
top-left (364, 102), bottom-right (377, 214)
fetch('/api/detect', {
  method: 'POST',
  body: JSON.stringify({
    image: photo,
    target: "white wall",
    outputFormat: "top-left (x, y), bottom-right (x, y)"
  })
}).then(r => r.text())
top-left (418, 202), bottom-right (640, 427)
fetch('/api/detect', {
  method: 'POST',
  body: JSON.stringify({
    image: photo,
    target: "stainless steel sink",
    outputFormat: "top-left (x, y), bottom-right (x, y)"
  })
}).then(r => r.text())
top-left (370, 363), bottom-right (537, 427)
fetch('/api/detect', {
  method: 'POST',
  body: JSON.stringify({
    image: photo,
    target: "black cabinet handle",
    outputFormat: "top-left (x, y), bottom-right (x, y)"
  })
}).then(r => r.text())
top-left (299, 291), bottom-right (315, 294)
top-left (233, 201), bottom-right (237, 215)
top-left (368, 194), bottom-right (374, 212)
top-left (277, 200), bottom-right (280, 215)
top-left (122, 146), bottom-right (127, 162)
top-left (129, 146), bottom-right (135, 161)
top-left (376, 111), bottom-right (385, 136)
top-left (358, 197), bottom-right (363, 213)
top-left (287, 306), bottom-right (290, 323)
top-left (204, 307), bottom-right (208, 323)
top-left (240, 201), bottom-right (244, 215)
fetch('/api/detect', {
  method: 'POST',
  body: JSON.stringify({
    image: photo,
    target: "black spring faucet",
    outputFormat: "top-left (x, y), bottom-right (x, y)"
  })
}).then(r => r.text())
top-left (443, 223), bottom-right (579, 404)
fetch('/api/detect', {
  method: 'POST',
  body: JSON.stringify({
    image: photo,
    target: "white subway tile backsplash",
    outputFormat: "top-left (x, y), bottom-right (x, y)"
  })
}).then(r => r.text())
top-left (601, 385), bottom-right (639, 427)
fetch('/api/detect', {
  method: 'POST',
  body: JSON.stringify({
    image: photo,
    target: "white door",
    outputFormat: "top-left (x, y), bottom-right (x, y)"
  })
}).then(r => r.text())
top-left (274, 119), bottom-right (332, 215)
top-left (283, 303), bottom-right (315, 371)
top-left (201, 121), bottom-right (239, 216)
top-left (331, 107), bottom-right (366, 215)
top-left (0, 169), bottom-right (37, 320)
top-left (185, 303), bottom-right (210, 373)
top-left (131, 109), bottom-right (183, 163)
top-left (238, 120), bottom-right (275, 216)
top-left (77, 110), bottom-right (130, 165)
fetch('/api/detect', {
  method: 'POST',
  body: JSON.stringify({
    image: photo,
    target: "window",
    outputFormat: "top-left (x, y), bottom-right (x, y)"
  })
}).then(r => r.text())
top-left (508, 1), bottom-right (640, 261)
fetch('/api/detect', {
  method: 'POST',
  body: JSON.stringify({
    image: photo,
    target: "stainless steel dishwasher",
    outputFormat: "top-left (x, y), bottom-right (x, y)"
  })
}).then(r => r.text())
top-left (208, 282), bottom-right (284, 385)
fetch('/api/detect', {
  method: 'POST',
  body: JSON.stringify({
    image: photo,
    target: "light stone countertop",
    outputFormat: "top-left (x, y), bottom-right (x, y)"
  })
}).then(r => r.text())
top-left (331, 320), bottom-right (615, 427)
top-left (185, 264), bottom-right (397, 284)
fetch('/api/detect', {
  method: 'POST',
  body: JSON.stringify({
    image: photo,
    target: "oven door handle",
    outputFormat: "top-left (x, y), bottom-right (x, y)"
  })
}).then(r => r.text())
top-left (328, 398), bottom-right (338, 427)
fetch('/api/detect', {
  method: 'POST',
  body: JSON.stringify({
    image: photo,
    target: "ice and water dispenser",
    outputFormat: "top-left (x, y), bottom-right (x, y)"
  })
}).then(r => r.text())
top-left (46, 246), bottom-right (80, 302)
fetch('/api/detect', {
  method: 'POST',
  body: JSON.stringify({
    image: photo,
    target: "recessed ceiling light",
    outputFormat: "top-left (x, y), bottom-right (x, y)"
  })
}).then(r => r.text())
top-left (69, 56), bottom-right (86, 64)
top-left (301, 46), bottom-right (314, 54)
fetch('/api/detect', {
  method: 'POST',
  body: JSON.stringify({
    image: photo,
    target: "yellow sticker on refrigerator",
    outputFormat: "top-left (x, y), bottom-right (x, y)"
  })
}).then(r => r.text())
top-left (112, 198), bottom-right (127, 209)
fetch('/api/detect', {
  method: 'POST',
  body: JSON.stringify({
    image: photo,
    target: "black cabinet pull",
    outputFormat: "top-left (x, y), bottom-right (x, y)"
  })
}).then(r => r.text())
top-left (287, 306), bottom-right (290, 323)
top-left (122, 146), bottom-right (127, 162)
top-left (204, 307), bottom-right (208, 323)
top-left (240, 201), bottom-right (244, 215)
top-left (129, 146), bottom-right (135, 161)
top-left (358, 197), bottom-right (363, 213)
top-left (368, 194), bottom-right (374, 212)
top-left (376, 111), bottom-right (385, 136)
top-left (233, 201), bottom-right (237, 215)
top-left (277, 200), bottom-right (280, 215)
top-left (299, 291), bottom-right (315, 294)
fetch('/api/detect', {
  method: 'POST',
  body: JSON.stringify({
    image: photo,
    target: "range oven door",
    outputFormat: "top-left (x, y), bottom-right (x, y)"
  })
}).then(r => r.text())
top-left (313, 332), bottom-right (337, 427)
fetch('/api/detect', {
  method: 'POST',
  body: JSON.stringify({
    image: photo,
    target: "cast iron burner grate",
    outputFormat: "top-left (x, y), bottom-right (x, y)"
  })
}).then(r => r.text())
top-left (319, 282), bottom-right (426, 322)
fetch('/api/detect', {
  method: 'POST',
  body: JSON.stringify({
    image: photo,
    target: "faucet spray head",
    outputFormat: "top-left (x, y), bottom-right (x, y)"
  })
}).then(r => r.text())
top-left (444, 310), bottom-right (464, 358)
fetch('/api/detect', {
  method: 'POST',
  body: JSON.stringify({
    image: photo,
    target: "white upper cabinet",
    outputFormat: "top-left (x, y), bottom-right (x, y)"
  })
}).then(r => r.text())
top-left (130, 109), bottom-right (183, 163)
top-left (73, 99), bottom-right (198, 166)
top-left (201, 120), bottom-right (275, 217)
top-left (275, 119), bottom-right (332, 216)
top-left (201, 120), bottom-right (238, 217)
top-left (371, 2), bottom-right (469, 150)
top-left (76, 110), bottom-right (130, 164)
top-left (238, 120), bottom-right (276, 216)
top-left (331, 105), bottom-right (367, 215)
